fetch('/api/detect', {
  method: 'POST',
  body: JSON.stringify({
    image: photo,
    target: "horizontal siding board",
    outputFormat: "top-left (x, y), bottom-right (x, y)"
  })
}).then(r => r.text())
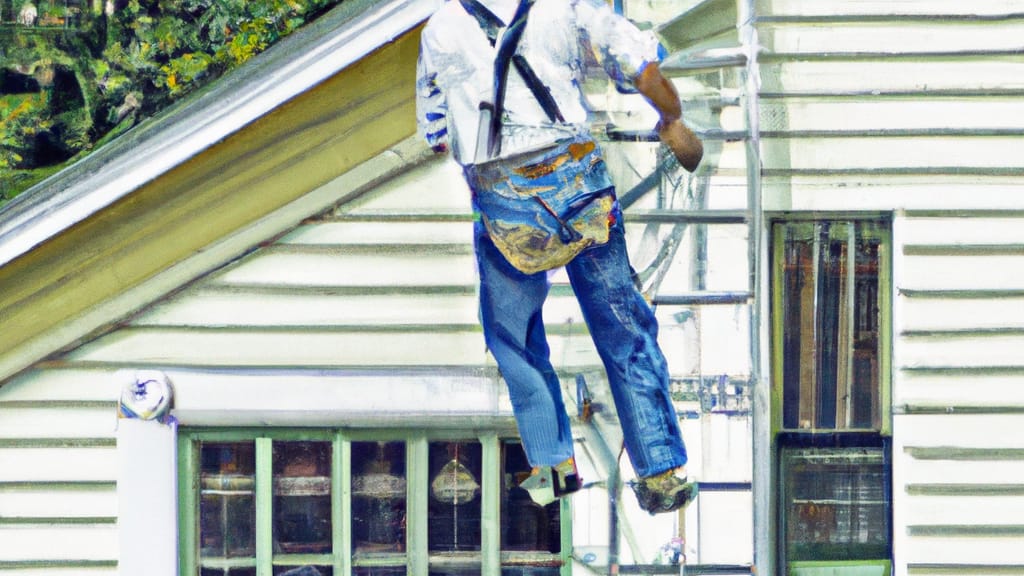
top-left (64, 328), bottom-right (492, 367)
top-left (0, 448), bottom-right (117, 483)
top-left (339, 155), bottom-right (470, 215)
top-left (900, 255), bottom-right (1024, 291)
top-left (762, 175), bottom-right (1024, 212)
top-left (902, 535), bottom-right (1024, 566)
top-left (212, 251), bottom-right (478, 288)
top-left (899, 334), bottom-right (1024, 368)
top-left (132, 291), bottom-right (483, 328)
top-left (900, 298), bottom-right (1024, 332)
top-left (757, 0), bottom-right (1023, 18)
top-left (895, 373), bottom-right (1024, 408)
top-left (280, 221), bottom-right (472, 246)
top-left (898, 217), bottom-right (1024, 245)
top-left (760, 21), bottom-right (1024, 56)
top-left (0, 408), bottom-right (115, 440)
top-left (0, 525), bottom-right (117, 562)
top-left (0, 565), bottom-right (116, 573)
top-left (760, 60), bottom-right (1024, 95)
top-left (894, 415), bottom-right (1024, 449)
top-left (905, 495), bottom-right (1024, 526)
top-left (0, 486), bottom-right (117, 518)
top-left (0, 369), bottom-right (120, 403)
top-left (759, 98), bottom-right (1024, 133)
top-left (761, 136), bottom-right (1024, 171)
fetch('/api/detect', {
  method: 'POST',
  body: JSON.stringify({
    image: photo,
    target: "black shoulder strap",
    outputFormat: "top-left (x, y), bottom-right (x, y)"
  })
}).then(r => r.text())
top-left (460, 0), bottom-right (565, 158)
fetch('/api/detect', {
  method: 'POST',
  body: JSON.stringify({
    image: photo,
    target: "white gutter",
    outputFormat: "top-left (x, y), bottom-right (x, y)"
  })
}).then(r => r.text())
top-left (0, 0), bottom-right (440, 268)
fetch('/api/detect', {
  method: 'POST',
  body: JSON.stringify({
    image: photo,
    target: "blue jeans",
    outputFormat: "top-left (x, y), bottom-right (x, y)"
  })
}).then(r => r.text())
top-left (473, 212), bottom-right (688, 478)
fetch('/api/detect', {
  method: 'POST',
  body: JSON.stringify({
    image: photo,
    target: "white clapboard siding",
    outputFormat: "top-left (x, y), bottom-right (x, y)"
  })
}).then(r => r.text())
top-left (760, 99), bottom-right (1024, 133)
top-left (757, 0), bottom-right (1022, 17)
top-left (0, 407), bottom-right (116, 439)
top-left (763, 137), bottom-right (1024, 171)
top-left (0, 485), bottom-right (117, 519)
top-left (761, 60), bottom-right (1024, 95)
top-left (896, 372), bottom-right (1024, 409)
top-left (0, 369), bottom-right (120, 403)
top-left (900, 254), bottom-right (1024, 291)
top-left (0, 525), bottom-right (118, 562)
top-left (760, 21), bottom-right (1024, 56)
top-left (0, 448), bottom-right (118, 483)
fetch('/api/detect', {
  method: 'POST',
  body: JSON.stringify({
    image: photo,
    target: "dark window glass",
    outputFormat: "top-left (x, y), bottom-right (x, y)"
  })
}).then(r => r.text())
top-left (780, 444), bottom-right (891, 563)
top-left (352, 441), bottom-right (407, 557)
top-left (501, 443), bottom-right (561, 554)
top-left (273, 441), bottom-right (333, 555)
top-left (428, 441), bottom-right (483, 553)
top-left (778, 221), bottom-right (883, 431)
top-left (199, 442), bottom-right (256, 560)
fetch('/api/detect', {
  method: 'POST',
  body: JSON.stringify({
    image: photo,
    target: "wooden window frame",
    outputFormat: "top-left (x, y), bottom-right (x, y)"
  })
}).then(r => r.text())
top-left (177, 428), bottom-right (573, 576)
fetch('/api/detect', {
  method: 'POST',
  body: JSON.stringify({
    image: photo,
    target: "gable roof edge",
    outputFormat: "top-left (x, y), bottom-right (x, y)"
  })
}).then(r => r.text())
top-left (0, 0), bottom-right (439, 269)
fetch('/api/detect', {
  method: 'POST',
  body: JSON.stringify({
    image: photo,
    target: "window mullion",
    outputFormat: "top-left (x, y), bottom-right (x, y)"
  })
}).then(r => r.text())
top-left (178, 434), bottom-right (198, 576)
top-left (256, 437), bottom-right (274, 576)
top-left (481, 434), bottom-right (500, 576)
top-left (334, 433), bottom-right (351, 576)
top-left (408, 437), bottom-right (429, 574)
top-left (843, 224), bottom-right (857, 428)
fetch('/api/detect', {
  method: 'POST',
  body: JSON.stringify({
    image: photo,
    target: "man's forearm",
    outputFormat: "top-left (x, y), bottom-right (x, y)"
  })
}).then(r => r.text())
top-left (634, 62), bottom-right (681, 124)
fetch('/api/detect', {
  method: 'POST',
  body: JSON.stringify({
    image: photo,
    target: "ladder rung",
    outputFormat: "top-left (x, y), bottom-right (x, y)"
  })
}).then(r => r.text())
top-left (652, 292), bottom-right (752, 306)
top-left (630, 209), bottom-right (749, 224)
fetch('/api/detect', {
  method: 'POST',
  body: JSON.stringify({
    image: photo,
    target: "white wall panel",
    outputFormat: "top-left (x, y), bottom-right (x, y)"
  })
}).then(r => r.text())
top-left (0, 369), bottom-right (119, 403)
top-left (0, 448), bottom-right (117, 482)
top-left (895, 373), bottom-right (1024, 408)
top-left (895, 414), bottom-right (1024, 449)
top-left (900, 334), bottom-right (1024, 368)
top-left (761, 22), bottom-right (1024, 55)
top-left (763, 60), bottom-right (1024, 95)
top-left (900, 255), bottom-right (1024, 291)
top-left (900, 298), bottom-right (1024, 332)
top-left (905, 495), bottom-right (1024, 526)
top-left (763, 137), bottom-right (1024, 171)
top-left (761, 98), bottom-right (1024, 132)
top-left (901, 535), bottom-right (1024, 566)
top-left (0, 408), bottom-right (116, 439)
top-left (0, 525), bottom-right (117, 561)
top-left (0, 486), bottom-right (117, 518)
top-left (758, 0), bottom-right (1021, 17)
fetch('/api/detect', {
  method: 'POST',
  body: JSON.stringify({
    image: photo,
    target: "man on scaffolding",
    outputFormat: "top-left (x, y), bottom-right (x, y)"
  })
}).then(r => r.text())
top-left (416, 0), bottom-right (703, 514)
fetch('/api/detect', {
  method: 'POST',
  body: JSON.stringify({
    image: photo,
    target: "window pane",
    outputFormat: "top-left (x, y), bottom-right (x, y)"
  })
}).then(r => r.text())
top-left (273, 441), bottom-right (332, 555)
top-left (781, 445), bottom-right (890, 562)
top-left (199, 442), bottom-right (256, 560)
top-left (353, 569), bottom-right (407, 576)
top-left (352, 441), bottom-right (407, 556)
top-left (501, 442), bottom-right (561, 554)
top-left (777, 221), bottom-right (884, 431)
top-left (273, 566), bottom-right (333, 576)
top-left (201, 569), bottom-right (256, 576)
top-left (428, 441), bottom-right (482, 553)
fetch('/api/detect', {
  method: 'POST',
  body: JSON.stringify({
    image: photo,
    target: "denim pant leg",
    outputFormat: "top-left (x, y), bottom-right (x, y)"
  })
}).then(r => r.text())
top-left (565, 222), bottom-right (688, 478)
top-left (474, 223), bottom-right (576, 468)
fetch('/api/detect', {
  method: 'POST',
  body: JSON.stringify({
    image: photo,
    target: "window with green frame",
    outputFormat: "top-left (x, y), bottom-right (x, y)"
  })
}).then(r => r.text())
top-left (178, 431), bottom-right (571, 576)
top-left (771, 219), bottom-right (892, 576)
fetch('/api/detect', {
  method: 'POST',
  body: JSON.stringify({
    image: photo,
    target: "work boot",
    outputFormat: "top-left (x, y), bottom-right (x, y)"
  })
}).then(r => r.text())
top-left (630, 468), bottom-right (698, 515)
top-left (519, 457), bottom-right (582, 506)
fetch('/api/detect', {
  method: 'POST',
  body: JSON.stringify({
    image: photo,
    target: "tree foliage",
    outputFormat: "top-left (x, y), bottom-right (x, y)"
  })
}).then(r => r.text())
top-left (1, 0), bottom-right (342, 203)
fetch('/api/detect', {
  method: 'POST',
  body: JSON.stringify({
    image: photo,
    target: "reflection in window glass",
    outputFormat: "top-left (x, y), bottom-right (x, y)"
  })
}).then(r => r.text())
top-left (781, 446), bottom-right (890, 563)
top-left (428, 441), bottom-right (482, 553)
top-left (201, 569), bottom-right (256, 576)
top-left (272, 567), bottom-right (333, 576)
top-left (352, 441), bottom-right (407, 556)
top-left (778, 221), bottom-right (884, 431)
top-left (501, 443), bottom-right (561, 554)
top-left (273, 441), bottom-right (332, 555)
top-left (199, 442), bottom-right (256, 561)
top-left (353, 568), bottom-right (407, 576)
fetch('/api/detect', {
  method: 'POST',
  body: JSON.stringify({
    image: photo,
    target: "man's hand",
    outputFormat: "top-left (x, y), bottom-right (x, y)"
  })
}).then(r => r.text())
top-left (635, 63), bottom-right (703, 173)
top-left (658, 118), bottom-right (703, 173)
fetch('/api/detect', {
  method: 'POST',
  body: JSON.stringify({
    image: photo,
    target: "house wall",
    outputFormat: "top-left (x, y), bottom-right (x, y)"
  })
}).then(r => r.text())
top-left (754, 0), bottom-right (1024, 573)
